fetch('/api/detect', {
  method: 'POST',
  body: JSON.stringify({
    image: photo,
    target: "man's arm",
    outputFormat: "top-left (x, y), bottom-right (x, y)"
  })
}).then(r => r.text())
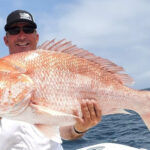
top-left (60, 99), bottom-right (101, 140)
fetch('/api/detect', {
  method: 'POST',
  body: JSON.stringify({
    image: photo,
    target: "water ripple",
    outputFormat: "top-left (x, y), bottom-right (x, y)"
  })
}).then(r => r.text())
top-left (63, 111), bottom-right (150, 150)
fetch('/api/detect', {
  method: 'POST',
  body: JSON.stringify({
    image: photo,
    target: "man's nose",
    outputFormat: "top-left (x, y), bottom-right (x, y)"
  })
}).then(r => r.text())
top-left (17, 29), bottom-right (26, 39)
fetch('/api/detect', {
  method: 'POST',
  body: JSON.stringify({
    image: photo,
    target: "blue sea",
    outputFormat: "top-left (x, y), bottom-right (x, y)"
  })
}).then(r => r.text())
top-left (62, 111), bottom-right (150, 150)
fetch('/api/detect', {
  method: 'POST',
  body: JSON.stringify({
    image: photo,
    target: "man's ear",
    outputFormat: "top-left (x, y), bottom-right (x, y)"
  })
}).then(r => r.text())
top-left (4, 35), bottom-right (8, 46)
top-left (36, 33), bottom-right (39, 43)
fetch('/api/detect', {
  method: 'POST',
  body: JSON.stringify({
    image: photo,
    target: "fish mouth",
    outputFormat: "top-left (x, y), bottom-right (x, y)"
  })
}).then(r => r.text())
top-left (0, 92), bottom-right (32, 117)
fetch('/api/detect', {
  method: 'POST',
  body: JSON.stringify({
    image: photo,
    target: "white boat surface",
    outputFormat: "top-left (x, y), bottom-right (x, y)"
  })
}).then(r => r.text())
top-left (77, 143), bottom-right (147, 150)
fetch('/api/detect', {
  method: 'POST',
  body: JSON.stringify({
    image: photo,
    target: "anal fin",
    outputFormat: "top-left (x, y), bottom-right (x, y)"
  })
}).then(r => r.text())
top-left (105, 108), bottom-right (131, 115)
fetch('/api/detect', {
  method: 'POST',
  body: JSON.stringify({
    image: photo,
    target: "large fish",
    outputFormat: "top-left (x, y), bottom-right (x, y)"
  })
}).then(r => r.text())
top-left (0, 39), bottom-right (150, 142)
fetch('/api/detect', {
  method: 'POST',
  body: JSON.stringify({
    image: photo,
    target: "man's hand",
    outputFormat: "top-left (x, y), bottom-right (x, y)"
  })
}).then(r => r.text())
top-left (60, 99), bottom-right (102, 140)
top-left (73, 99), bottom-right (102, 133)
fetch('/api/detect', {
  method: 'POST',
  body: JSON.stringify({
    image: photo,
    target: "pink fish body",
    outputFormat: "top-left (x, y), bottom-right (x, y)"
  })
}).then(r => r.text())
top-left (0, 39), bottom-right (150, 141)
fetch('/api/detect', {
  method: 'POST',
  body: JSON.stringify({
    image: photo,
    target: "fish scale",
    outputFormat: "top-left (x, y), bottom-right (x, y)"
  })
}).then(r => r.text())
top-left (0, 39), bottom-right (149, 142)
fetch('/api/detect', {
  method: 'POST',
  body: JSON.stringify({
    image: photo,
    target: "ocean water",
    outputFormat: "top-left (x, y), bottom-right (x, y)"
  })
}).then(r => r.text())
top-left (62, 111), bottom-right (150, 150)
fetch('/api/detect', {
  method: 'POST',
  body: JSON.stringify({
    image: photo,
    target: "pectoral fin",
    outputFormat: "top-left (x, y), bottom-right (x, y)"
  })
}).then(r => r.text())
top-left (30, 104), bottom-right (77, 126)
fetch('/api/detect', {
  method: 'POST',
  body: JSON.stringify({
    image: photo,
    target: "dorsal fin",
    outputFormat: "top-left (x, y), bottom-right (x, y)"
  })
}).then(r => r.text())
top-left (38, 39), bottom-right (134, 86)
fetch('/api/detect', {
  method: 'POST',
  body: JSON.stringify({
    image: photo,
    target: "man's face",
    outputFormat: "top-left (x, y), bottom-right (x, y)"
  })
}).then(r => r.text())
top-left (4, 22), bottom-right (39, 54)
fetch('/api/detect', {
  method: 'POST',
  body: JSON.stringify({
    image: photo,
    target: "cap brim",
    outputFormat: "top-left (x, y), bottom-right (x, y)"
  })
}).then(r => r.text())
top-left (5, 19), bottom-right (37, 31)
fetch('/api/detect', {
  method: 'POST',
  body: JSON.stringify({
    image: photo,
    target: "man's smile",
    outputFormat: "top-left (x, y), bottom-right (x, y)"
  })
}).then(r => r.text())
top-left (16, 42), bottom-right (30, 47)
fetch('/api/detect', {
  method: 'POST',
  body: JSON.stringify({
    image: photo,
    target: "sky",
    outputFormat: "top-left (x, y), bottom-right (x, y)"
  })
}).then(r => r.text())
top-left (0, 0), bottom-right (150, 89)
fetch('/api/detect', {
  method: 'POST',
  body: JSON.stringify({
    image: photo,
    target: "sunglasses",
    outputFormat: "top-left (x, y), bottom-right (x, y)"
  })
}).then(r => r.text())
top-left (7, 26), bottom-right (35, 35)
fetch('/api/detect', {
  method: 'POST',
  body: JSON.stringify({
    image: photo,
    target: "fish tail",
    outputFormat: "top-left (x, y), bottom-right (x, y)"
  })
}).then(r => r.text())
top-left (138, 90), bottom-right (150, 130)
top-left (140, 113), bottom-right (150, 130)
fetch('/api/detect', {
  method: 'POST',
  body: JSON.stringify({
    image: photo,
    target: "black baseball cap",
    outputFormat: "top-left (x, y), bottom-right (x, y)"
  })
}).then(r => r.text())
top-left (5, 10), bottom-right (37, 31)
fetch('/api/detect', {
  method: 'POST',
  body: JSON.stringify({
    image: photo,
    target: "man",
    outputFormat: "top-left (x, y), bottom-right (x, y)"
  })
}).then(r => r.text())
top-left (1, 10), bottom-right (101, 150)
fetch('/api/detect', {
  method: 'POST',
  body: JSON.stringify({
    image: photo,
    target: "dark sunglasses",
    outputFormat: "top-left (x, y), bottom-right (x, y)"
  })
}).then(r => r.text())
top-left (7, 26), bottom-right (35, 35)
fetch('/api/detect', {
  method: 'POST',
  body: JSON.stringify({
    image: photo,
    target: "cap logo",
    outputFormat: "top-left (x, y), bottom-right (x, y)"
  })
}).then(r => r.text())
top-left (19, 12), bottom-right (32, 21)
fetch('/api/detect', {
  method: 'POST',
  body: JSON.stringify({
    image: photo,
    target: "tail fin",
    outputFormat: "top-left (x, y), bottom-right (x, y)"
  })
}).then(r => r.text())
top-left (140, 113), bottom-right (150, 130)
top-left (138, 90), bottom-right (150, 130)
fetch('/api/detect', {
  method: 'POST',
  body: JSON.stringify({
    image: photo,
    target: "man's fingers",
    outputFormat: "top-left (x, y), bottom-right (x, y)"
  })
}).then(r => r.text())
top-left (81, 100), bottom-right (91, 121)
top-left (73, 99), bottom-right (102, 133)
top-left (93, 101), bottom-right (102, 120)
top-left (87, 100), bottom-right (97, 121)
top-left (83, 99), bottom-right (102, 125)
